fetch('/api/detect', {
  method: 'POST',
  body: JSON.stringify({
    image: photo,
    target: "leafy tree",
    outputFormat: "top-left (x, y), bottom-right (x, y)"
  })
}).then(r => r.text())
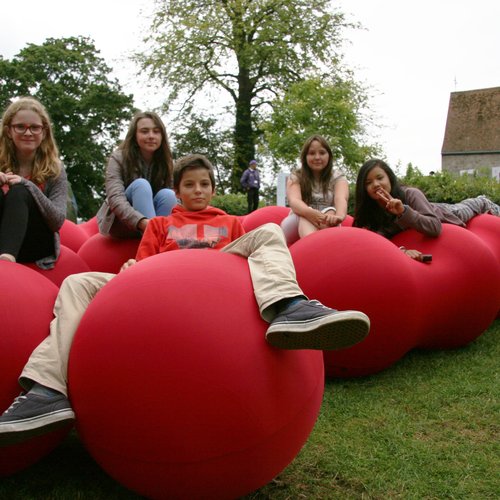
top-left (0, 37), bottom-right (135, 219)
top-left (170, 113), bottom-right (234, 193)
top-left (261, 76), bottom-right (379, 177)
top-left (137, 0), bottom-right (351, 191)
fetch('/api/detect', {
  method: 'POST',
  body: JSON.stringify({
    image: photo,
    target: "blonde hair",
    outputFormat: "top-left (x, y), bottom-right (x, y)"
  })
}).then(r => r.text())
top-left (0, 97), bottom-right (61, 184)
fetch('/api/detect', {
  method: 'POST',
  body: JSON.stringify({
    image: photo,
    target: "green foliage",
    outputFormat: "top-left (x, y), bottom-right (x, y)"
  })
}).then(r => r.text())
top-left (402, 165), bottom-right (500, 204)
top-left (0, 37), bottom-right (136, 219)
top-left (261, 76), bottom-right (379, 177)
top-left (211, 193), bottom-right (248, 215)
top-left (140, 0), bottom-right (347, 108)
top-left (137, 0), bottom-right (357, 191)
top-left (259, 181), bottom-right (277, 207)
top-left (170, 113), bottom-right (234, 194)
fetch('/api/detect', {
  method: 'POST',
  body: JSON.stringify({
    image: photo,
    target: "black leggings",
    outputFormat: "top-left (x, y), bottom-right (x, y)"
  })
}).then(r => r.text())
top-left (0, 184), bottom-right (54, 262)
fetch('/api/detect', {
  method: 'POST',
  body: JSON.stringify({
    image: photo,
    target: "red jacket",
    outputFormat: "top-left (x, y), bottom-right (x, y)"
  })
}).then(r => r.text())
top-left (135, 205), bottom-right (246, 261)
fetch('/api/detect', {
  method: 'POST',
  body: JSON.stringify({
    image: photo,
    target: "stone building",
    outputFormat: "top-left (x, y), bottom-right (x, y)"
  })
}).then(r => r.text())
top-left (441, 86), bottom-right (500, 180)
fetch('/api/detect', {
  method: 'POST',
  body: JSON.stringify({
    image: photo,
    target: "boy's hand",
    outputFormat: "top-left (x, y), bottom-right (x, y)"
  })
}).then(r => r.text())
top-left (120, 259), bottom-right (137, 272)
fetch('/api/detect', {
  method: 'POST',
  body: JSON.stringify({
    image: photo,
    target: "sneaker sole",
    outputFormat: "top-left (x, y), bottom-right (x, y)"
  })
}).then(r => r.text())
top-left (266, 310), bottom-right (370, 350)
top-left (0, 409), bottom-right (75, 447)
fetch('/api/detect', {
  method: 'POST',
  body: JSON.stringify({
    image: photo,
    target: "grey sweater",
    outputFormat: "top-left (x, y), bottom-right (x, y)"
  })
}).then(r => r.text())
top-left (379, 186), bottom-right (465, 239)
top-left (97, 150), bottom-right (149, 235)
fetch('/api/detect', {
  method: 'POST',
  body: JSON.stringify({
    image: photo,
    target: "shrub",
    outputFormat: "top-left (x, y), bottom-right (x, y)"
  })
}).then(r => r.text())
top-left (211, 193), bottom-right (248, 215)
top-left (403, 167), bottom-right (499, 204)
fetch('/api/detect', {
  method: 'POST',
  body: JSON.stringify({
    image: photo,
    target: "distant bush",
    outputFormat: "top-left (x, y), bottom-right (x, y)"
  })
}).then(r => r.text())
top-left (402, 166), bottom-right (499, 204)
top-left (211, 193), bottom-right (248, 215)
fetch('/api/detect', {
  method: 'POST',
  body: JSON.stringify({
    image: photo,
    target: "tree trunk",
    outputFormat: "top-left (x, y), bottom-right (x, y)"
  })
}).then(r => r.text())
top-left (233, 66), bottom-right (255, 193)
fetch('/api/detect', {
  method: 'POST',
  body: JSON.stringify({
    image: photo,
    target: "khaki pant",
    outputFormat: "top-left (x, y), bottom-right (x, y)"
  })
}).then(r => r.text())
top-left (20, 223), bottom-right (303, 396)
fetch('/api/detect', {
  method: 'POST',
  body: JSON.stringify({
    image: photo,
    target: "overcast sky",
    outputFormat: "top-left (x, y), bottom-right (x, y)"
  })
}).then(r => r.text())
top-left (1, 0), bottom-right (499, 174)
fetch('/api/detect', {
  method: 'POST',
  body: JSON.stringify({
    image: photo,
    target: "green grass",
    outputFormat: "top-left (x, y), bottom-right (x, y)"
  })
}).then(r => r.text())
top-left (2, 320), bottom-right (499, 499)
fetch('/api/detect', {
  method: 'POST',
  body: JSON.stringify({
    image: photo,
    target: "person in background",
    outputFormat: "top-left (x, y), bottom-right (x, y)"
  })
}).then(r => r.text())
top-left (281, 135), bottom-right (348, 245)
top-left (0, 97), bottom-right (67, 268)
top-left (353, 158), bottom-right (500, 261)
top-left (97, 111), bottom-right (177, 238)
top-left (240, 159), bottom-right (260, 213)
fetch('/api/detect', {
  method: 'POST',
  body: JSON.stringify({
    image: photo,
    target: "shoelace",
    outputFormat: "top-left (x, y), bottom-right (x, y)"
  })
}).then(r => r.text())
top-left (4, 393), bottom-right (27, 415)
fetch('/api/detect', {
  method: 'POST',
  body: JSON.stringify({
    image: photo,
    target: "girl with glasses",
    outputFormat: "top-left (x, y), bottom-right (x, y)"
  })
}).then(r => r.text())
top-left (0, 97), bottom-right (67, 267)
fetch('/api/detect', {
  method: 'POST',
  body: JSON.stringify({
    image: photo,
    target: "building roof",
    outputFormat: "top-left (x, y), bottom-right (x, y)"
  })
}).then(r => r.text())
top-left (441, 86), bottom-right (500, 155)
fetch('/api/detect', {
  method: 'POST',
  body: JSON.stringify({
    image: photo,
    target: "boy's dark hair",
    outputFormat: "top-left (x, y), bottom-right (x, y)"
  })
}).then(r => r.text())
top-left (173, 154), bottom-right (216, 191)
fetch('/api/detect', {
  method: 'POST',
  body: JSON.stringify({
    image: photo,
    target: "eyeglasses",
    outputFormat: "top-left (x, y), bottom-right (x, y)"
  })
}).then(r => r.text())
top-left (10, 123), bottom-right (44, 135)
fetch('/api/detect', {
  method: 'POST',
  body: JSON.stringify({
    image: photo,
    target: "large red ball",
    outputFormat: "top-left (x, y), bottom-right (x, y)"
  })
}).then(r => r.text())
top-left (79, 216), bottom-right (99, 237)
top-left (0, 263), bottom-right (70, 476)
top-left (393, 224), bottom-right (500, 348)
top-left (68, 250), bottom-right (324, 499)
top-left (342, 215), bottom-right (354, 227)
top-left (290, 227), bottom-right (421, 377)
top-left (23, 245), bottom-right (90, 288)
top-left (467, 214), bottom-right (500, 318)
top-left (77, 233), bottom-right (140, 273)
top-left (242, 206), bottom-right (289, 232)
top-left (466, 214), bottom-right (500, 265)
top-left (60, 220), bottom-right (89, 252)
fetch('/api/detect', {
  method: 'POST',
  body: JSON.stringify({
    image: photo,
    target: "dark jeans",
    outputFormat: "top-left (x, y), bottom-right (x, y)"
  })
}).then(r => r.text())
top-left (247, 187), bottom-right (259, 213)
top-left (0, 184), bottom-right (54, 261)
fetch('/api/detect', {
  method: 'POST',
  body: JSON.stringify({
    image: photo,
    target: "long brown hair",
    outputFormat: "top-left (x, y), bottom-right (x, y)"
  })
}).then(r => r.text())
top-left (353, 159), bottom-right (407, 230)
top-left (295, 135), bottom-right (334, 204)
top-left (118, 111), bottom-right (173, 191)
top-left (0, 97), bottom-right (61, 184)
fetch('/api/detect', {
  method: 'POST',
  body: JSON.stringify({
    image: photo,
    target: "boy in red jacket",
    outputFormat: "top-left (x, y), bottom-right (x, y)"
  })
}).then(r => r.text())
top-left (0, 154), bottom-right (370, 446)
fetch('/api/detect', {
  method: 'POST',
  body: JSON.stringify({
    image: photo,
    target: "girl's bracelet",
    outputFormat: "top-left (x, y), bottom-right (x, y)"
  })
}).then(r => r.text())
top-left (321, 206), bottom-right (336, 214)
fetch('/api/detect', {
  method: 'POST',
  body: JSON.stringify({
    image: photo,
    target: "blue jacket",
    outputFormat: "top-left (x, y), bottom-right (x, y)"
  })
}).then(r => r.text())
top-left (240, 168), bottom-right (260, 189)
